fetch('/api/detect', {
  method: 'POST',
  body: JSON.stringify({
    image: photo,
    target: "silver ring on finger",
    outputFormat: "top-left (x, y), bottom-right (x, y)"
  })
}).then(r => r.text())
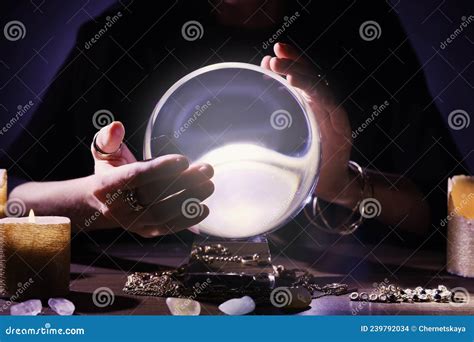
top-left (92, 131), bottom-right (122, 157)
top-left (123, 189), bottom-right (145, 212)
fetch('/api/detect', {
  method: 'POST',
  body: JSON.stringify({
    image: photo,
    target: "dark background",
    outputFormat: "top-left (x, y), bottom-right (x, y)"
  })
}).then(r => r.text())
top-left (0, 0), bottom-right (473, 171)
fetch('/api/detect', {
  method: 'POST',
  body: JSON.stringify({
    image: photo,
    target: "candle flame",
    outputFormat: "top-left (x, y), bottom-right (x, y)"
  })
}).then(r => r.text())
top-left (28, 209), bottom-right (36, 223)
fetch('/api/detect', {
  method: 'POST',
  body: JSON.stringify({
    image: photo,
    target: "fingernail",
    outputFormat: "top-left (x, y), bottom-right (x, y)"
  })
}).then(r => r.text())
top-left (103, 121), bottom-right (115, 131)
top-left (175, 157), bottom-right (189, 169)
top-left (198, 165), bottom-right (214, 178)
top-left (200, 181), bottom-right (215, 196)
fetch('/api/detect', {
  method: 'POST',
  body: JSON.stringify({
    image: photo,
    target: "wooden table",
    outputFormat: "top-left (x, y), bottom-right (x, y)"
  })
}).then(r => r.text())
top-left (1, 229), bottom-right (473, 315)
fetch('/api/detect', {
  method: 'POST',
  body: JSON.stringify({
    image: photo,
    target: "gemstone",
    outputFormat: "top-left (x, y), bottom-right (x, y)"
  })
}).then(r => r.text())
top-left (166, 297), bottom-right (201, 316)
top-left (438, 285), bottom-right (448, 292)
top-left (10, 299), bottom-right (42, 316)
top-left (286, 287), bottom-right (312, 309)
top-left (440, 290), bottom-right (452, 299)
top-left (418, 294), bottom-right (428, 301)
top-left (48, 298), bottom-right (75, 316)
top-left (218, 296), bottom-right (255, 315)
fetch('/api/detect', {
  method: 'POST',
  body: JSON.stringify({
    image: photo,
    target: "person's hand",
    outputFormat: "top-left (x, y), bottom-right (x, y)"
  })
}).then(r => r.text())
top-left (261, 43), bottom-right (358, 205)
top-left (88, 121), bottom-right (214, 237)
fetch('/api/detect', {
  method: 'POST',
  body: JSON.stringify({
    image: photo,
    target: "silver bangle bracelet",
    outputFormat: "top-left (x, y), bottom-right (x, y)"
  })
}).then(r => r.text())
top-left (304, 160), bottom-right (372, 235)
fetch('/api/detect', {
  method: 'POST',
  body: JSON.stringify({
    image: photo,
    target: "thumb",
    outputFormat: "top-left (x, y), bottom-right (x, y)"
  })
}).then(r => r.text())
top-left (91, 121), bottom-right (136, 172)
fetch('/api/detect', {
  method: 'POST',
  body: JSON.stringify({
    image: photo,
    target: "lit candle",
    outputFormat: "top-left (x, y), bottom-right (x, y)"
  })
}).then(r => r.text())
top-left (0, 169), bottom-right (6, 217)
top-left (447, 175), bottom-right (474, 277)
top-left (0, 209), bottom-right (70, 299)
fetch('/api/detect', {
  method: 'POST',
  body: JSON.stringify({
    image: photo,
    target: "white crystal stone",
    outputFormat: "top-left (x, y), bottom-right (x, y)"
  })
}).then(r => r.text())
top-left (10, 299), bottom-right (42, 316)
top-left (166, 297), bottom-right (201, 316)
top-left (218, 296), bottom-right (256, 315)
top-left (48, 298), bottom-right (75, 316)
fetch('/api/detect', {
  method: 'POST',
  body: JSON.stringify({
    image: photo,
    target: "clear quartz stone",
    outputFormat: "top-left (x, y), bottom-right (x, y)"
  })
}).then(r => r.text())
top-left (10, 299), bottom-right (42, 316)
top-left (166, 298), bottom-right (201, 316)
top-left (48, 298), bottom-right (75, 316)
top-left (218, 296), bottom-right (256, 315)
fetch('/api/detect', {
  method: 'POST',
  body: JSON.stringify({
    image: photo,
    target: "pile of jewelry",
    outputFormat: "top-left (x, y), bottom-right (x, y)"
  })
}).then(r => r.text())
top-left (190, 244), bottom-right (264, 265)
top-left (349, 284), bottom-right (458, 303)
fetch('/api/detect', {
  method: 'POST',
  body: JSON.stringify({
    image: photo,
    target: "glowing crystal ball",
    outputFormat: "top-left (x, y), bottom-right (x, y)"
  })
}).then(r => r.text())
top-left (144, 63), bottom-right (320, 239)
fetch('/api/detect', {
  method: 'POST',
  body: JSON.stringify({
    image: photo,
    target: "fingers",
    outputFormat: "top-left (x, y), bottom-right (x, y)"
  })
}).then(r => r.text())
top-left (92, 121), bottom-right (137, 171)
top-left (96, 154), bottom-right (189, 195)
top-left (269, 57), bottom-right (313, 78)
top-left (114, 180), bottom-right (213, 238)
top-left (261, 43), bottom-right (329, 100)
top-left (137, 163), bottom-right (214, 205)
top-left (143, 180), bottom-right (214, 225)
top-left (164, 204), bottom-right (210, 232)
top-left (274, 42), bottom-right (310, 66)
top-left (95, 121), bottom-right (124, 154)
top-left (260, 55), bottom-right (272, 70)
top-left (135, 205), bottom-right (210, 238)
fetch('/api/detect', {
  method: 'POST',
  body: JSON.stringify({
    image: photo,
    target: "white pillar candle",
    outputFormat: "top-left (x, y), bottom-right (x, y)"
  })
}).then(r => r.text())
top-left (0, 210), bottom-right (70, 299)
